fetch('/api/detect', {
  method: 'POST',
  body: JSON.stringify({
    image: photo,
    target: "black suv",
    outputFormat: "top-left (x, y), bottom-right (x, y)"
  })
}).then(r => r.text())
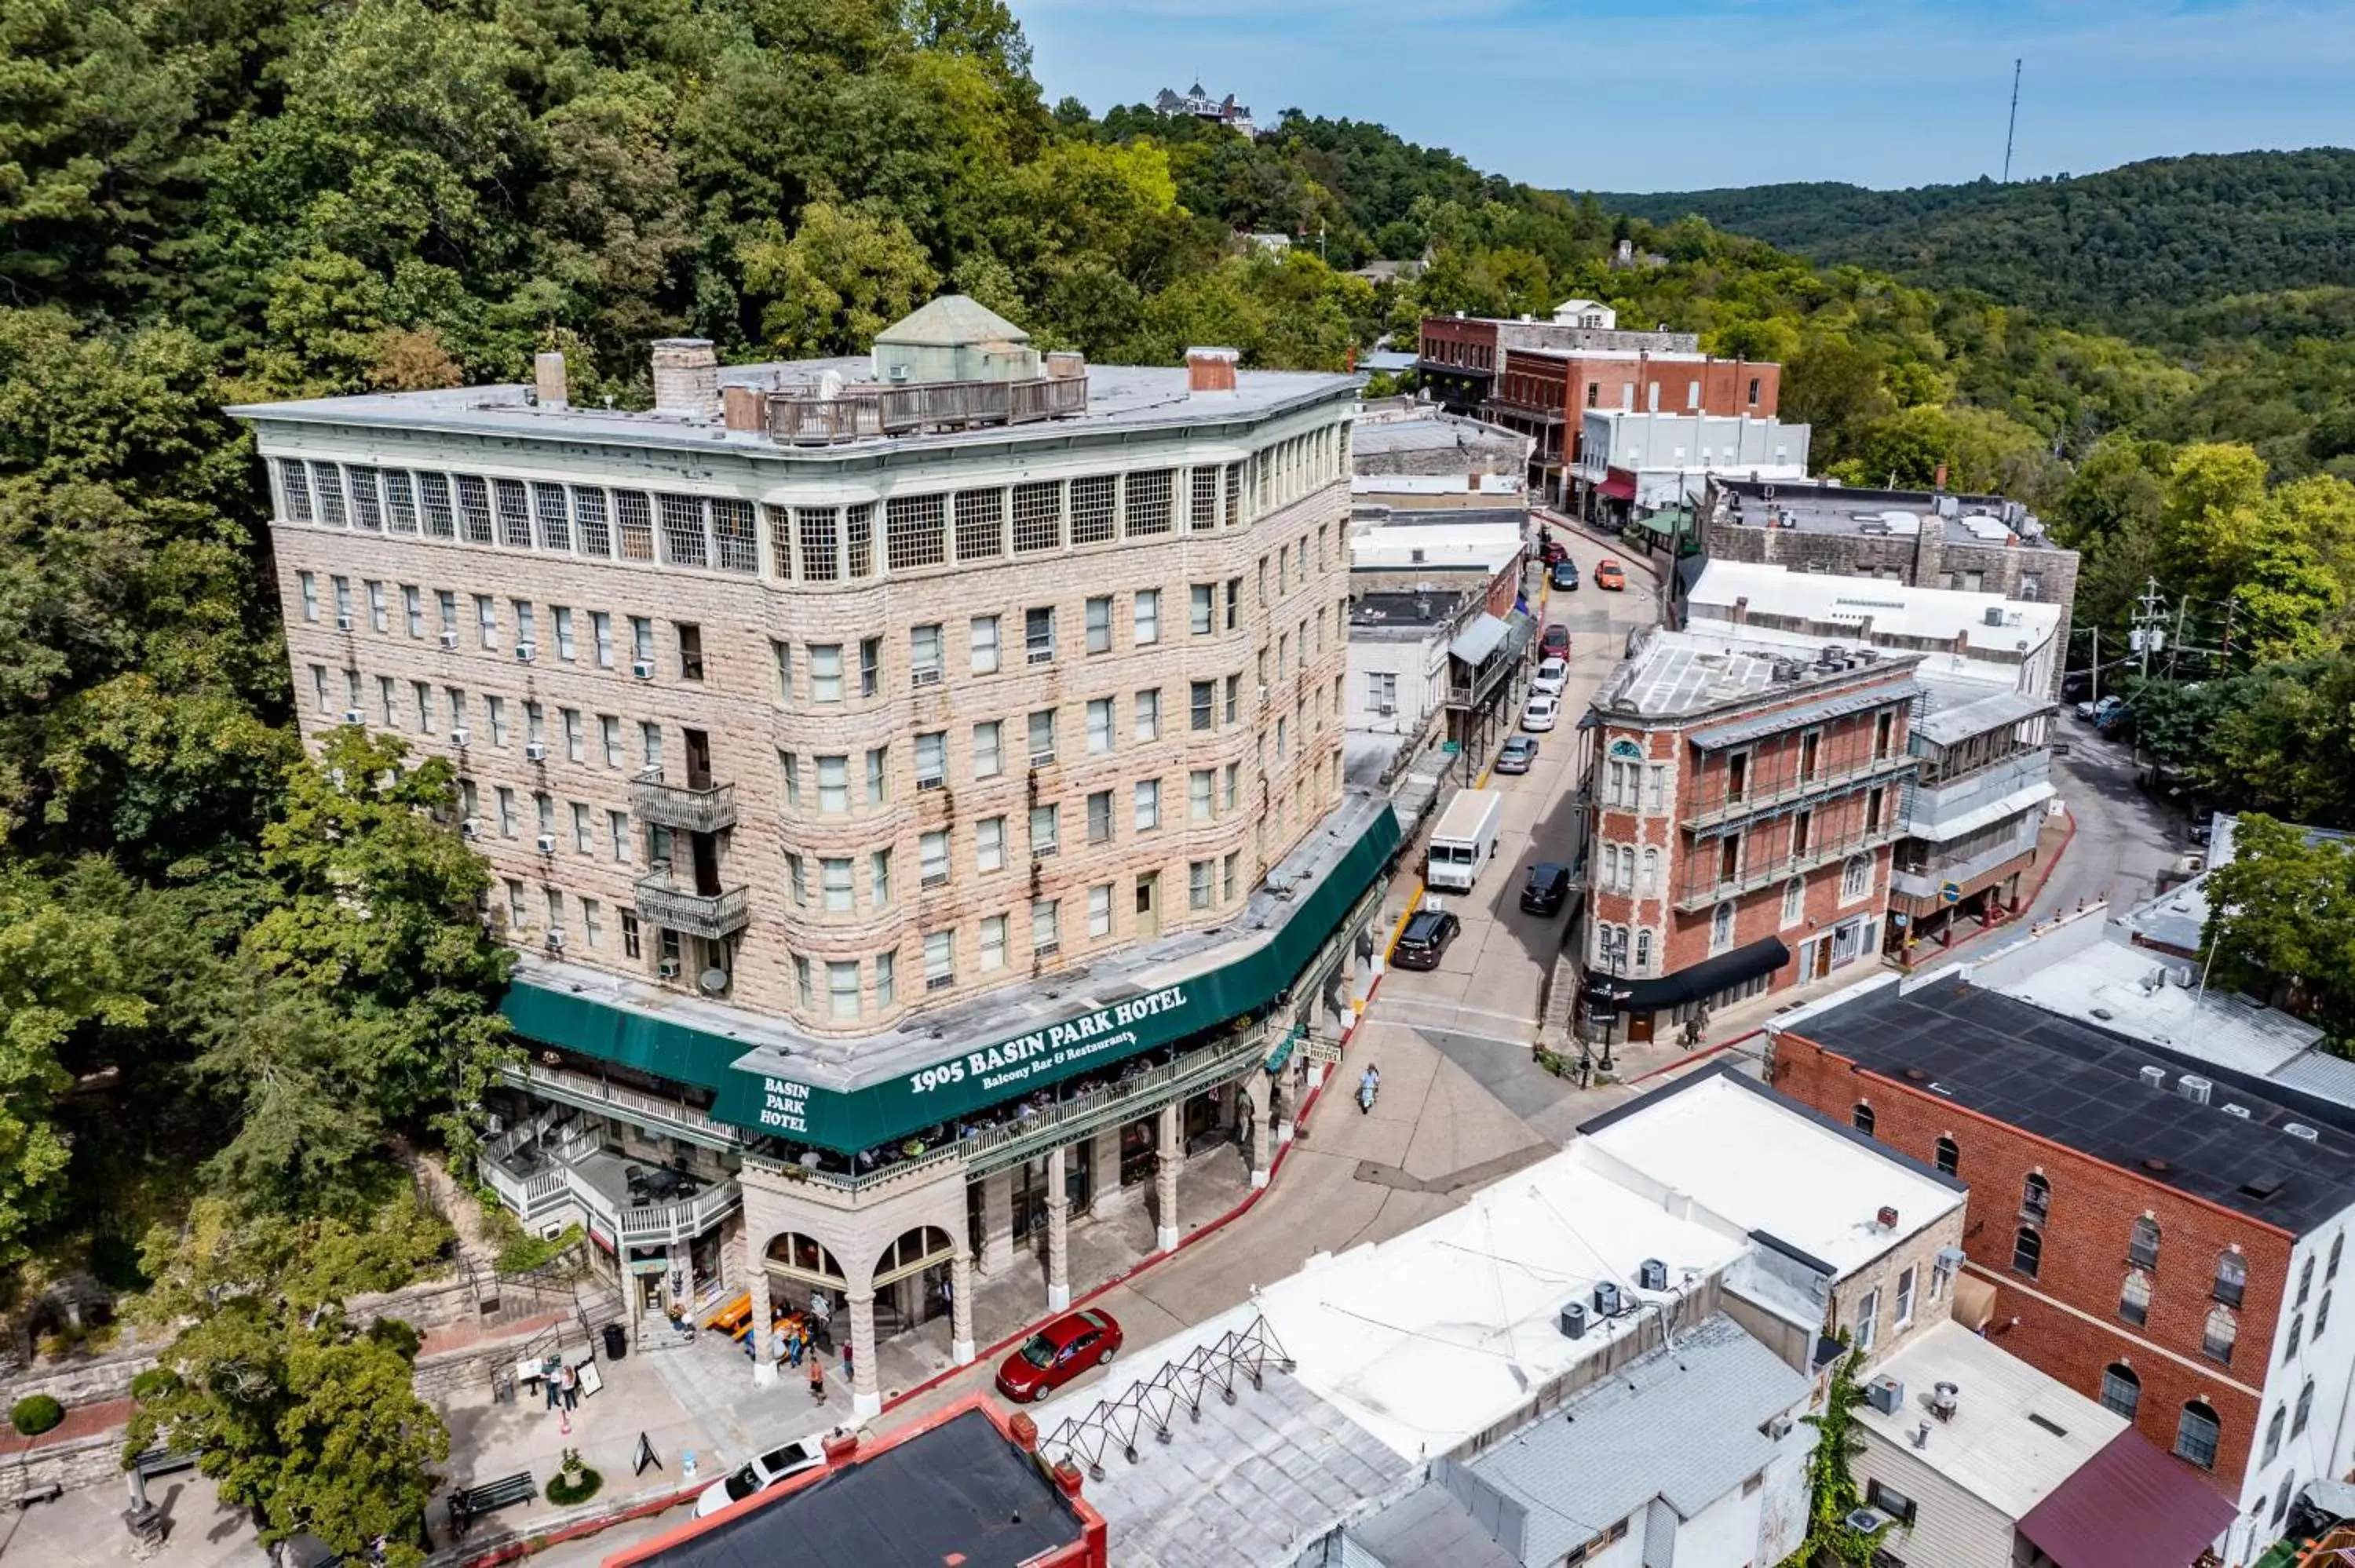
top-left (1391, 910), bottom-right (1461, 971)
top-left (1520, 862), bottom-right (1572, 916)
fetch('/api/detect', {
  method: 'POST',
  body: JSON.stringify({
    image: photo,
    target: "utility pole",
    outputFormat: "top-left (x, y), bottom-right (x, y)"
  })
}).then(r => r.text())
top-left (2130, 577), bottom-right (2167, 680)
top-left (2088, 627), bottom-right (2098, 706)
top-left (2002, 59), bottom-right (2023, 183)
top-left (2167, 596), bottom-right (2189, 681)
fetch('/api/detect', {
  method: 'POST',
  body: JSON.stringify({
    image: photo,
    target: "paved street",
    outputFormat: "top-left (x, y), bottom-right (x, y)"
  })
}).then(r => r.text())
top-left (2027, 714), bottom-right (2198, 924)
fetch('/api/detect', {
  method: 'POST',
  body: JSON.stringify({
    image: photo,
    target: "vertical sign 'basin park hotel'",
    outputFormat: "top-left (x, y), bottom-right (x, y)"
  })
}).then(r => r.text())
top-left (232, 298), bottom-right (1400, 1415)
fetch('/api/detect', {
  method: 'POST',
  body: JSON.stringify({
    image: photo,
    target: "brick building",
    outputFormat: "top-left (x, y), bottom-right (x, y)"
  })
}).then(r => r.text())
top-left (1771, 973), bottom-right (2355, 1564)
top-left (1698, 476), bottom-right (2079, 702)
top-left (1572, 629), bottom-right (1918, 1045)
top-left (1415, 314), bottom-right (1780, 505)
top-left (231, 298), bottom-right (1402, 1416)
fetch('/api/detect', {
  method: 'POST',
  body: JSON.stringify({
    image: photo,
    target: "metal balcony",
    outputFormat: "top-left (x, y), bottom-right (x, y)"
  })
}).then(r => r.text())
top-left (1673, 819), bottom-right (1910, 912)
top-left (630, 770), bottom-right (737, 833)
top-left (633, 867), bottom-right (750, 939)
top-left (1681, 755), bottom-right (1919, 832)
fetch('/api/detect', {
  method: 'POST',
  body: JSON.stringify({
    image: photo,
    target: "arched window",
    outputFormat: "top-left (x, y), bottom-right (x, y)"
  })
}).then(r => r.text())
top-left (2174, 1401), bottom-right (2221, 1470)
top-left (2263, 1405), bottom-right (2287, 1464)
top-left (1934, 1136), bottom-right (1959, 1176)
top-left (2203, 1304), bottom-right (2238, 1366)
top-left (1853, 1103), bottom-right (1876, 1136)
top-left (2298, 1256), bottom-right (2316, 1307)
top-left (2331, 1233), bottom-right (2346, 1285)
top-left (2013, 1226), bottom-right (2042, 1278)
top-left (2320, 1290), bottom-right (2333, 1336)
top-left (2286, 1314), bottom-right (2304, 1362)
top-left (1634, 928), bottom-right (1652, 972)
top-left (1781, 877), bottom-right (1806, 926)
top-left (2098, 1362), bottom-right (2141, 1420)
top-left (2215, 1250), bottom-right (2248, 1307)
top-left (2022, 1172), bottom-right (2051, 1223)
top-left (765, 1231), bottom-right (846, 1285)
top-left (2128, 1216), bottom-right (2160, 1270)
top-left (874, 1225), bottom-right (956, 1288)
top-left (1711, 901), bottom-right (1735, 951)
top-left (2119, 1271), bottom-right (2151, 1327)
top-left (1842, 853), bottom-right (1872, 899)
top-left (1640, 848), bottom-right (1659, 897)
top-left (2275, 1475), bottom-right (2298, 1528)
top-left (2294, 1378), bottom-right (2317, 1436)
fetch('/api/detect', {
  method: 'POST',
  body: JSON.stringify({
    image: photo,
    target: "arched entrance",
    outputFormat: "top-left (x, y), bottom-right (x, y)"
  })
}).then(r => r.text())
top-left (765, 1231), bottom-right (848, 1334)
top-left (872, 1226), bottom-right (956, 1337)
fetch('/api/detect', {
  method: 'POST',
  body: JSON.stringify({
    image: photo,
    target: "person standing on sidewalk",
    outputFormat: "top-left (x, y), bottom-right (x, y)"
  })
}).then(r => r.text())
top-left (807, 1357), bottom-right (826, 1404)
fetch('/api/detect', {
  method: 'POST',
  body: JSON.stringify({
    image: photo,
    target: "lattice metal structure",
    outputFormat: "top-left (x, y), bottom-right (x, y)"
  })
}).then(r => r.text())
top-left (1039, 1314), bottom-right (1297, 1481)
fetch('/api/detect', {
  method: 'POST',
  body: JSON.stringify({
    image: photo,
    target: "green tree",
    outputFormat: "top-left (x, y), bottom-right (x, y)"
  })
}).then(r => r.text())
top-left (739, 202), bottom-right (940, 356)
top-left (2202, 814), bottom-right (2355, 1041)
top-left (1783, 1344), bottom-right (1895, 1566)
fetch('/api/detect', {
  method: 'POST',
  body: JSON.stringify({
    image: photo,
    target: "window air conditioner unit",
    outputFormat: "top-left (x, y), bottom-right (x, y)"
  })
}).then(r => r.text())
top-left (632, 660), bottom-right (655, 680)
top-left (439, 629), bottom-right (459, 649)
top-left (515, 642), bottom-right (536, 662)
top-left (461, 818), bottom-right (482, 840)
top-left (450, 727), bottom-right (470, 749)
top-left (1377, 702), bottom-right (1395, 716)
top-left (525, 742), bottom-right (548, 761)
top-left (658, 957), bottom-right (681, 979)
top-left (544, 931), bottom-right (565, 950)
top-left (535, 833), bottom-right (556, 854)
top-left (341, 709), bottom-right (364, 726)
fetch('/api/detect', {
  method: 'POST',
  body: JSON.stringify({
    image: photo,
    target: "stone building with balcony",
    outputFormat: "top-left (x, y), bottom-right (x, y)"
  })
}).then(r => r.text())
top-left (1572, 627), bottom-right (1919, 1045)
top-left (232, 299), bottom-right (1399, 1416)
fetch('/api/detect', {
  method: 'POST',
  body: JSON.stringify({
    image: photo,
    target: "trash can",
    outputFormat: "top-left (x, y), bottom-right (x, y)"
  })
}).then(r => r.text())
top-left (602, 1322), bottom-right (628, 1362)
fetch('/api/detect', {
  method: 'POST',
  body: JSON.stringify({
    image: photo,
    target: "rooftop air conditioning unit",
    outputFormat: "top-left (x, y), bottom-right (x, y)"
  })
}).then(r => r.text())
top-left (515, 641), bottom-right (537, 662)
top-left (2178, 1074), bottom-right (2214, 1106)
top-left (2139, 1065), bottom-right (2167, 1090)
top-left (535, 833), bottom-right (556, 854)
top-left (1929, 1381), bottom-right (1959, 1420)
top-left (1592, 1281), bottom-right (1622, 1317)
top-left (632, 660), bottom-right (655, 680)
top-left (335, 613), bottom-right (353, 632)
top-left (341, 708), bottom-right (365, 726)
top-left (525, 742), bottom-right (548, 762)
top-left (1865, 1375), bottom-right (1905, 1416)
top-left (1983, 606), bottom-right (2005, 628)
top-left (450, 726), bottom-right (470, 749)
top-left (657, 957), bottom-right (681, 979)
top-left (1637, 1259), bottom-right (1668, 1292)
top-left (544, 931), bottom-right (565, 951)
top-left (2287, 1123), bottom-right (2321, 1143)
top-left (2223, 1103), bottom-right (2251, 1119)
top-left (440, 629), bottom-right (459, 649)
top-left (1558, 1301), bottom-right (1588, 1340)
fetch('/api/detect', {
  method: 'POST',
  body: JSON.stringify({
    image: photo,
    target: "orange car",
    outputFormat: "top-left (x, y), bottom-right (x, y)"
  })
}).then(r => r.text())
top-left (1594, 559), bottom-right (1627, 591)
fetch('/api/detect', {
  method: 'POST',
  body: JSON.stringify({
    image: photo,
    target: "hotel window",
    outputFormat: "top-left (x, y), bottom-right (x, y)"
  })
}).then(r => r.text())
top-left (1135, 688), bottom-right (1161, 742)
top-left (1134, 779), bottom-right (1160, 832)
top-left (977, 817), bottom-right (1006, 874)
top-left (608, 810), bottom-right (630, 861)
top-left (1189, 861), bottom-right (1214, 910)
top-left (1842, 854), bottom-right (1872, 900)
top-left (867, 746), bottom-right (889, 804)
top-left (1190, 770), bottom-right (1214, 822)
top-left (1032, 899), bottom-right (1060, 957)
top-left (639, 720), bottom-right (661, 771)
top-left (915, 731), bottom-right (946, 790)
top-left (980, 915), bottom-right (1007, 972)
top-left (923, 930), bottom-right (955, 990)
top-left (816, 755), bottom-right (849, 814)
top-left (910, 623), bottom-right (943, 687)
top-left (1028, 709), bottom-right (1056, 766)
top-left (808, 644), bottom-right (842, 703)
top-left (1134, 589), bottom-right (1161, 646)
top-left (571, 803), bottom-right (593, 855)
top-left (1027, 606), bottom-right (1058, 665)
top-left (970, 615), bottom-right (1000, 675)
top-left (2013, 1226), bottom-right (2042, 1279)
top-left (1192, 681), bottom-right (1217, 731)
top-left (1088, 884), bottom-right (1113, 939)
top-left (875, 950), bottom-right (896, 1008)
top-left (1087, 698), bottom-right (1115, 755)
top-left (1030, 804), bottom-right (1059, 859)
top-left (1192, 585), bottom-right (1216, 636)
top-left (827, 961), bottom-right (860, 1021)
top-left (1710, 902), bottom-right (1734, 952)
top-left (2129, 1216), bottom-right (2161, 1270)
top-left (871, 849), bottom-right (892, 906)
top-left (620, 910), bottom-right (641, 960)
top-left (920, 830), bottom-right (950, 888)
top-left (1893, 1265), bottom-right (1916, 1329)
top-left (1222, 852), bottom-right (1240, 903)
top-left (822, 858), bottom-right (854, 913)
top-left (973, 720), bottom-right (1002, 779)
top-left (474, 596), bottom-right (498, 648)
top-left (1084, 597), bottom-right (1111, 655)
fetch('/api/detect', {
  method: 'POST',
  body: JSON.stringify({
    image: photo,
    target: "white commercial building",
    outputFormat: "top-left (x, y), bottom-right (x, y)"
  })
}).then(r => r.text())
top-left (1575, 409), bottom-right (1811, 516)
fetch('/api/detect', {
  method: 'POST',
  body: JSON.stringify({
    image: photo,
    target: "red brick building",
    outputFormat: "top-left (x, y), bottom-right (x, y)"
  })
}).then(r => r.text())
top-left (1572, 631), bottom-right (1916, 1045)
top-left (1770, 974), bottom-right (2355, 1560)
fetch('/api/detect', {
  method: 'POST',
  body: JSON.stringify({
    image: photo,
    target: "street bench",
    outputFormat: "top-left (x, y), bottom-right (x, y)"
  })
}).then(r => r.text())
top-left (130, 1446), bottom-right (196, 1481)
top-left (450, 1471), bottom-right (537, 1534)
top-left (13, 1479), bottom-right (60, 1508)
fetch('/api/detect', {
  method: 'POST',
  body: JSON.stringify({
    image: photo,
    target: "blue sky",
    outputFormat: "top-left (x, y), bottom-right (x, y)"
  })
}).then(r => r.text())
top-left (1017, 1), bottom-right (2355, 191)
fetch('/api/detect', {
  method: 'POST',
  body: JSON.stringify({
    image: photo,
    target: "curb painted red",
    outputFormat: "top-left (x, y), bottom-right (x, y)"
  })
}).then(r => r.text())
top-left (1905, 804), bottom-right (2079, 968)
top-left (872, 968), bottom-right (1387, 1417)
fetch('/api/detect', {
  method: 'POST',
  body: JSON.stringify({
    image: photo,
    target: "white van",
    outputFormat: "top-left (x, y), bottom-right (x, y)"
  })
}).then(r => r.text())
top-left (1427, 789), bottom-right (1503, 892)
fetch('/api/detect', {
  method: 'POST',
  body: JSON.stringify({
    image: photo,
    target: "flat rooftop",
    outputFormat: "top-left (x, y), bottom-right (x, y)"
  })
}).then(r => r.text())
top-left (1991, 934), bottom-right (2322, 1078)
top-left (1350, 414), bottom-right (1523, 458)
top-left (1688, 560), bottom-right (2061, 652)
top-left (1350, 521), bottom-right (1524, 574)
top-left (1855, 1319), bottom-right (2123, 1520)
top-left (628, 1407), bottom-right (1083, 1568)
top-left (1714, 478), bottom-right (2059, 550)
top-left (1579, 1066), bottom-right (1964, 1277)
top-left (1784, 976), bottom-right (2355, 1234)
top-left (1349, 589), bottom-right (1466, 632)
top-left (517, 789), bottom-right (1394, 1102)
top-left (230, 359), bottom-right (1356, 460)
top-left (1594, 626), bottom-right (1921, 723)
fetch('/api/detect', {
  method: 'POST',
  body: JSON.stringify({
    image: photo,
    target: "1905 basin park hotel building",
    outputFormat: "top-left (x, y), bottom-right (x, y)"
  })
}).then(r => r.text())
top-left (232, 298), bottom-right (1400, 1415)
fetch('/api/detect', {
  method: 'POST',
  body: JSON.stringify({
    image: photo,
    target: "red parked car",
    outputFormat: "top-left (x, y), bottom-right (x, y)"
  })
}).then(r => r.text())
top-left (1539, 536), bottom-right (1569, 567)
top-left (995, 1308), bottom-right (1123, 1402)
top-left (1540, 623), bottom-right (1571, 659)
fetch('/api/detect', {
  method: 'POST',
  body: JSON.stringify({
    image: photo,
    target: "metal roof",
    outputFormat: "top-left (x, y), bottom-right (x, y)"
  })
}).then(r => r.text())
top-left (1915, 686), bottom-right (2057, 746)
top-left (1684, 680), bottom-right (1923, 751)
top-left (1450, 613), bottom-right (1510, 665)
top-left (1788, 979), bottom-right (2355, 1234)
top-left (1345, 1485), bottom-right (1524, 1568)
top-left (2015, 1428), bottom-right (2239, 1568)
top-left (871, 294), bottom-right (1030, 348)
top-left (1445, 1315), bottom-right (1808, 1566)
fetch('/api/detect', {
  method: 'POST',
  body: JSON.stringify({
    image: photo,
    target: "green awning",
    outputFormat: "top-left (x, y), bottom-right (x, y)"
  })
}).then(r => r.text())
top-left (1265, 1023), bottom-right (1305, 1074)
top-left (502, 804), bottom-right (1401, 1151)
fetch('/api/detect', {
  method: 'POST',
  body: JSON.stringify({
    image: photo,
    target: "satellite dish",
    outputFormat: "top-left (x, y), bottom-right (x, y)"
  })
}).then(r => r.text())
top-left (699, 968), bottom-right (729, 995)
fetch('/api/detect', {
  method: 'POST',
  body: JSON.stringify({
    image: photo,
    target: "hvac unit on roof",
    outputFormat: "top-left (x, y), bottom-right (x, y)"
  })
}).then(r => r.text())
top-left (1865, 1376), bottom-right (1905, 1416)
top-left (1637, 1259), bottom-right (1668, 1292)
top-left (2287, 1124), bottom-right (2321, 1143)
top-left (2139, 1065), bottom-right (2168, 1090)
top-left (2177, 1074), bottom-right (2214, 1106)
top-left (1592, 1280), bottom-right (1623, 1317)
top-left (1557, 1301), bottom-right (1588, 1340)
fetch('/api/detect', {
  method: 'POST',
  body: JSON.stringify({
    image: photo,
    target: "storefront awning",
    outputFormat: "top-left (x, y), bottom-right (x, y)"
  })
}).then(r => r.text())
top-left (1449, 613), bottom-right (1510, 666)
top-left (1584, 936), bottom-right (1790, 1013)
top-left (2016, 1428), bottom-right (2239, 1568)
top-left (1594, 471), bottom-right (1637, 501)
top-left (1265, 1023), bottom-right (1304, 1074)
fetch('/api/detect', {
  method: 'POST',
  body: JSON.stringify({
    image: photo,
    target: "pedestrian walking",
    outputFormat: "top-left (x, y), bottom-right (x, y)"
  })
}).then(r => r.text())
top-left (807, 1358), bottom-right (827, 1404)
top-left (840, 1336), bottom-right (853, 1379)
top-left (559, 1360), bottom-right (579, 1412)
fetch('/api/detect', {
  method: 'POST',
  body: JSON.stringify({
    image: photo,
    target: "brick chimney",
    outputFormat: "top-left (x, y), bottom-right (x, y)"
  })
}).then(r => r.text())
top-left (721, 384), bottom-right (765, 432)
top-left (533, 351), bottom-right (568, 410)
top-left (650, 337), bottom-right (720, 420)
top-left (1731, 596), bottom-right (1749, 625)
top-left (1186, 346), bottom-right (1240, 394)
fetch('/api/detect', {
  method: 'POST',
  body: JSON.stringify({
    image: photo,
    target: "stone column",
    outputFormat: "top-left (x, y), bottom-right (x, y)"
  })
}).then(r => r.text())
top-left (747, 1264), bottom-right (776, 1387)
top-left (1045, 1144), bottom-right (1072, 1312)
top-left (979, 1169), bottom-right (1015, 1274)
top-left (1155, 1102), bottom-right (1181, 1253)
top-left (848, 1289), bottom-right (881, 1418)
top-left (1249, 1092), bottom-right (1272, 1191)
top-left (1273, 1075), bottom-right (1294, 1147)
top-left (950, 1251), bottom-right (975, 1366)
